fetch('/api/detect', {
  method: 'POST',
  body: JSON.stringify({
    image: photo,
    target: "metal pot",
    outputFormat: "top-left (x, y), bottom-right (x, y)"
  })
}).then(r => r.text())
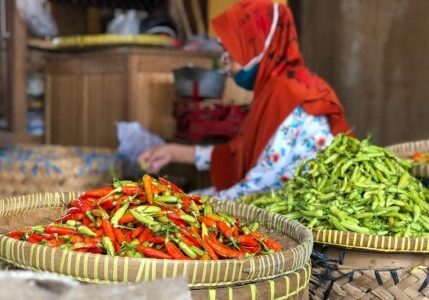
top-left (173, 66), bottom-right (227, 99)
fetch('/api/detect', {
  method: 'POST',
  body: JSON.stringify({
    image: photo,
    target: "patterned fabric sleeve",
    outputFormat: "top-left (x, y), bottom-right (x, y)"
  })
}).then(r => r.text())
top-left (194, 145), bottom-right (214, 171)
top-left (211, 106), bottom-right (334, 200)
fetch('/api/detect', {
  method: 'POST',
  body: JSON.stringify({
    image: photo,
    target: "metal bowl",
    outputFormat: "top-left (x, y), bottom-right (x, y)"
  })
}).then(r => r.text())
top-left (173, 66), bottom-right (227, 99)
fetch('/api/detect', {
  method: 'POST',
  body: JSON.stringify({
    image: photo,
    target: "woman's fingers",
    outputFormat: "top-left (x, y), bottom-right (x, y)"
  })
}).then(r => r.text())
top-left (138, 149), bottom-right (153, 163)
top-left (149, 153), bottom-right (172, 173)
top-left (138, 145), bottom-right (172, 173)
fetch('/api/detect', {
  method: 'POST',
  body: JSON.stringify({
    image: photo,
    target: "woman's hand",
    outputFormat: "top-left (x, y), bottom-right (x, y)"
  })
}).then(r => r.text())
top-left (138, 144), bottom-right (196, 174)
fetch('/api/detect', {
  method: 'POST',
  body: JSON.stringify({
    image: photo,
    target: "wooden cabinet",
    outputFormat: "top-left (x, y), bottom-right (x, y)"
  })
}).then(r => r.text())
top-left (45, 47), bottom-right (216, 147)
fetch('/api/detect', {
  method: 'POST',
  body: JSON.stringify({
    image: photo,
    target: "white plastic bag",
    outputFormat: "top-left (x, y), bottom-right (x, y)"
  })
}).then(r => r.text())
top-left (107, 10), bottom-right (140, 35)
top-left (16, 0), bottom-right (58, 37)
top-left (117, 122), bottom-right (165, 177)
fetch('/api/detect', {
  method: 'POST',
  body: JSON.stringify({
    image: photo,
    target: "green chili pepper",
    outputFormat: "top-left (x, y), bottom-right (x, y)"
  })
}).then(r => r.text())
top-left (78, 226), bottom-right (97, 237)
top-left (66, 220), bottom-right (81, 227)
top-left (135, 205), bottom-right (162, 214)
top-left (180, 214), bottom-right (197, 223)
top-left (341, 221), bottom-right (370, 234)
top-left (130, 209), bottom-right (159, 227)
top-left (102, 236), bottom-right (115, 256)
top-left (155, 196), bottom-right (179, 203)
top-left (190, 246), bottom-right (205, 256)
top-left (111, 202), bottom-right (130, 227)
top-left (178, 242), bottom-right (197, 259)
top-left (204, 204), bottom-right (213, 216)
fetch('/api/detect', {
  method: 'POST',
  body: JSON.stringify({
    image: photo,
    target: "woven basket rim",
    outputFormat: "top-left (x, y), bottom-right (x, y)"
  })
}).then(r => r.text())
top-left (385, 139), bottom-right (429, 178)
top-left (313, 228), bottom-right (429, 253)
top-left (385, 139), bottom-right (429, 152)
top-left (0, 192), bottom-right (313, 286)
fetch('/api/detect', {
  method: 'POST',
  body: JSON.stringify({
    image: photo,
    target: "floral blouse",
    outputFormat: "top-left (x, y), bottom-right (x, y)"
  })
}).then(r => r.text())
top-left (194, 106), bottom-right (333, 200)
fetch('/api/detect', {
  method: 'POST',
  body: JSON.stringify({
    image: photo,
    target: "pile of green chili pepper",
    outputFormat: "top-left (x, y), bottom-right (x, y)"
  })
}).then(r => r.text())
top-left (243, 134), bottom-right (429, 237)
top-left (7, 175), bottom-right (282, 259)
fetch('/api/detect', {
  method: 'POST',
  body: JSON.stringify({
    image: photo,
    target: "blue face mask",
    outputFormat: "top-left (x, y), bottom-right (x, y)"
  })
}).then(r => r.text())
top-left (232, 63), bottom-right (259, 91)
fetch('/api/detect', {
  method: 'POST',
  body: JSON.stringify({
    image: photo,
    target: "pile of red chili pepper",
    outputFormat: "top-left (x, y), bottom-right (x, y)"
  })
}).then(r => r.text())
top-left (6, 175), bottom-right (282, 260)
top-left (412, 152), bottom-right (429, 164)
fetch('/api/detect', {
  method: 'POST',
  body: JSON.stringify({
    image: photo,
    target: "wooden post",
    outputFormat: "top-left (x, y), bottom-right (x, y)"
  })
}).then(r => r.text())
top-left (9, 0), bottom-right (28, 142)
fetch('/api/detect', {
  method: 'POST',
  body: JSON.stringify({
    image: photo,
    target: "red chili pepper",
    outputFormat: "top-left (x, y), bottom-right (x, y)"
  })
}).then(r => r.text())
top-left (240, 245), bottom-right (261, 255)
top-left (6, 231), bottom-right (21, 240)
top-left (45, 225), bottom-right (77, 236)
top-left (206, 237), bottom-right (244, 259)
top-left (116, 195), bottom-right (129, 207)
top-left (70, 235), bottom-right (83, 244)
top-left (136, 245), bottom-right (172, 259)
top-left (80, 186), bottom-right (113, 199)
top-left (66, 207), bottom-right (82, 215)
top-left (159, 177), bottom-right (183, 193)
top-left (92, 247), bottom-right (102, 254)
top-left (75, 248), bottom-right (88, 253)
top-left (165, 242), bottom-right (189, 260)
top-left (27, 233), bottom-right (44, 243)
top-left (250, 232), bottom-right (264, 239)
top-left (47, 239), bottom-right (63, 247)
top-left (102, 219), bottom-right (116, 244)
top-left (70, 200), bottom-right (79, 208)
top-left (178, 234), bottom-right (195, 247)
top-left (114, 241), bottom-right (121, 253)
top-left (236, 235), bottom-right (259, 247)
top-left (70, 242), bottom-right (98, 251)
top-left (84, 236), bottom-right (102, 244)
top-left (179, 227), bottom-right (201, 247)
top-left (56, 212), bottom-right (84, 223)
top-left (113, 228), bottom-right (124, 244)
top-left (198, 216), bottom-right (217, 228)
top-left (137, 227), bottom-right (152, 243)
top-left (123, 231), bottom-right (133, 243)
top-left (78, 199), bottom-right (95, 212)
top-left (216, 221), bottom-right (234, 238)
top-left (147, 236), bottom-right (165, 244)
top-left (167, 214), bottom-right (187, 227)
top-left (181, 197), bottom-right (192, 211)
top-left (201, 239), bottom-right (218, 260)
top-left (189, 194), bottom-right (202, 203)
top-left (131, 226), bottom-right (143, 239)
top-left (151, 185), bottom-right (167, 194)
top-left (81, 215), bottom-right (92, 226)
top-left (119, 213), bottom-right (136, 225)
top-left (101, 200), bottom-right (115, 211)
top-left (121, 186), bottom-right (140, 196)
top-left (263, 238), bottom-right (282, 252)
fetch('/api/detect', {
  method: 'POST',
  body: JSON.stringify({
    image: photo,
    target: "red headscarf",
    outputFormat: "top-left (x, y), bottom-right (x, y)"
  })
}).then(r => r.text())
top-left (211, 0), bottom-right (350, 190)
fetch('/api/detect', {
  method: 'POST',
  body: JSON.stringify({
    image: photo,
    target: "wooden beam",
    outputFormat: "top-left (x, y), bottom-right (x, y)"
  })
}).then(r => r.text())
top-left (9, 0), bottom-right (28, 141)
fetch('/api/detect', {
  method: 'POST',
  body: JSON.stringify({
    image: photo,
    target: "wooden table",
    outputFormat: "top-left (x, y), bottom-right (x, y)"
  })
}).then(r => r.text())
top-left (45, 47), bottom-right (220, 147)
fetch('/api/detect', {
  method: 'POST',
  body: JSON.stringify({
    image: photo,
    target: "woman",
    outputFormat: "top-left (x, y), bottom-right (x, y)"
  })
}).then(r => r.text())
top-left (139, 0), bottom-right (350, 199)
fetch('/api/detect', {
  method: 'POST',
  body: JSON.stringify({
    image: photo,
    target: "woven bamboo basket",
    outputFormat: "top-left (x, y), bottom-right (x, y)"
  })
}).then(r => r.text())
top-left (0, 145), bottom-right (122, 197)
top-left (386, 140), bottom-right (429, 178)
top-left (309, 229), bottom-right (429, 299)
top-left (0, 193), bottom-right (313, 300)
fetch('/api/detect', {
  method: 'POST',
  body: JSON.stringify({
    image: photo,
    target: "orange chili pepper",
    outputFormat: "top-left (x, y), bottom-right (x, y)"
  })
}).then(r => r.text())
top-left (143, 175), bottom-right (154, 204)
top-left (206, 213), bottom-right (223, 222)
top-left (119, 213), bottom-right (136, 225)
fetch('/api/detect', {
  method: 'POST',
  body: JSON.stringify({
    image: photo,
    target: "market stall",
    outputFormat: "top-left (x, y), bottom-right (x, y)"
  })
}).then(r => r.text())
top-left (243, 135), bottom-right (429, 299)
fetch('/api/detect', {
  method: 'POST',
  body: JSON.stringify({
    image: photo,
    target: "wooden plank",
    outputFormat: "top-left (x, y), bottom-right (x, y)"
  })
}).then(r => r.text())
top-left (9, 0), bottom-right (28, 141)
top-left (300, 0), bottom-right (429, 146)
top-left (46, 74), bottom-right (84, 145)
top-left (84, 73), bottom-right (126, 147)
top-left (128, 71), bottom-right (176, 139)
top-left (86, 7), bottom-right (102, 34)
top-left (191, 0), bottom-right (206, 35)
